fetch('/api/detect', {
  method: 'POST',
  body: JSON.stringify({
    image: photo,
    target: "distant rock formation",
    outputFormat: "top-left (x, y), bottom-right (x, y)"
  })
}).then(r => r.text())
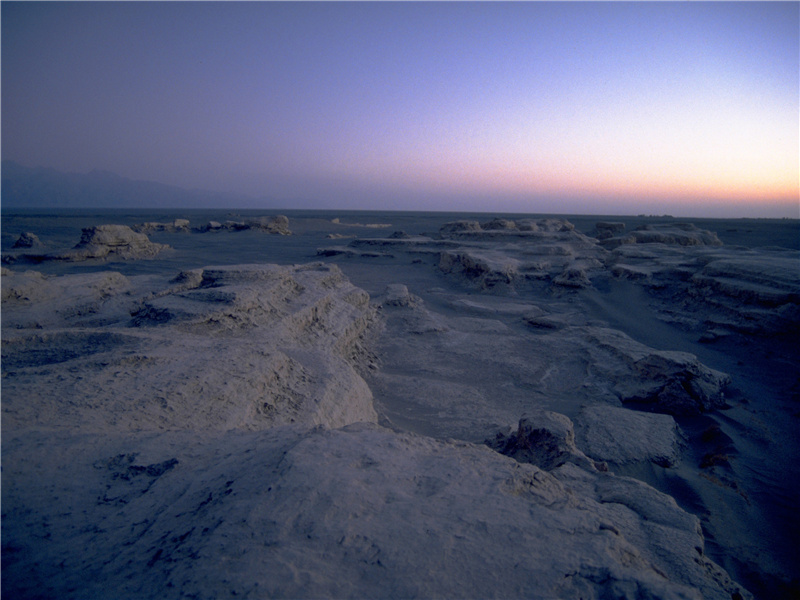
top-left (594, 221), bottom-right (626, 239)
top-left (196, 215), bottom-right (291, 234)
top-left (58, 224), bottom-right (169, 261)
top-left (599, 223), bottom-right (723, 248)
top-left (3, 224), bottom-right (169, 265)
top-left (132, 219), bottom-right (191, 233)
top-left (11, 231), bottom-right (43, 248)
top-left (435, 218), bottom-right (606, 290)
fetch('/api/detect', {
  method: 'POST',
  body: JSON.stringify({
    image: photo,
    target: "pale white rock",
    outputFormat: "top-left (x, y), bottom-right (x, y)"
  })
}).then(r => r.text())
top-left (1, 423), bottom-right (750, 600)
top-left (2, 263), bottom-right (378, 432)
top-left (574, 405), bottom-right (684, 467)
top-left (584, 327), bottom-right (730, 415)
top-left (438, 247), bottom-right (522, 289)
top-left (54, 224), bottom-right (169, 261)
top-left (380, 283), bottom-right (421, 307)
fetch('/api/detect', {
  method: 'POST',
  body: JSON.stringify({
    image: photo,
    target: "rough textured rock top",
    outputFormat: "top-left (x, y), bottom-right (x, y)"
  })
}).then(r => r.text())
top-left (585, 327), bottom-right (730, 415)
top-left (132, 218), bottom-right (191, 233)
top-left (2, 262), bottom-right (377, 432)
top-left (194, 215), bottom-right (291, 234)
top-left (69, 224), bottom-right (169, 259)
top-left (600, 223), bottom-right (723, 249)
top-left (434, 218), bottom-right (606, 291)
top-left (2, 423), bottom-right (750, 600)
top-left (574, 405), bottom-right (684, 467)
top-left (11, 231), bottom-right (44, 248)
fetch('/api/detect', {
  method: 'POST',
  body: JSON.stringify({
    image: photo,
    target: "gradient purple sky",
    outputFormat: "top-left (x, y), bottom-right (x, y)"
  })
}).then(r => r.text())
top-left (2, 1), bottom-right (798, 217)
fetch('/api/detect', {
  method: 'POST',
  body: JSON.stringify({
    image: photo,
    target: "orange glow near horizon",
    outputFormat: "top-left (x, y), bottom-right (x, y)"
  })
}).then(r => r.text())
top-left (4, 2), bottom-right (798, 216)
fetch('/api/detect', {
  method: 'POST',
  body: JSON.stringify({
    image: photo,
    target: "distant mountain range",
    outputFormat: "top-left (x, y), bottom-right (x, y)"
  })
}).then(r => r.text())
top-left (1, 160), bottom-right (260, 209)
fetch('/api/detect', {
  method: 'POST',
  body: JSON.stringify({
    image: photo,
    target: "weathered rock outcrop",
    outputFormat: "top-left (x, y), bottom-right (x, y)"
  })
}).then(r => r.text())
top-left (3, 224), bottom-right (169, 264)
top-left (132, 218), bottom-right (191, 233)
top-left (195, 215), bottom-right (291, 234)
top-left (585, 327), bottom-right (730, 415)
top-left (435, 219), bottom-right (607, 291)
top-left (69, 224), bottom-right (169, 259)
top-left (574, 405), bottom-right (684, 467)
top-left (11, 231), bottom-right (43, 248)
top-left (2, 423), bottom-right (750, 600)
top-left (55, 224), bottom-right (169, 261)
top-left (2, 263), bottom-right (377, 431)
top-left (600, 223), bottom-right (723, 249)
top-left (606, 242), bottom-right (800, 337)
top-left (487, 412), bottom-right (599, 472)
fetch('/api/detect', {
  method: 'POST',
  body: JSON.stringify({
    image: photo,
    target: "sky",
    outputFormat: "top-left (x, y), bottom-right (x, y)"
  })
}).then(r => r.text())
top-left (2, 1), bottom-right (798, 217)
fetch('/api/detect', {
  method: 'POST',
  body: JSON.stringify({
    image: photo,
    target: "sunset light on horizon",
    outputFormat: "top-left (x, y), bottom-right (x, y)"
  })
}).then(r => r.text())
top-left (2, 1), bottom-right (798, 218)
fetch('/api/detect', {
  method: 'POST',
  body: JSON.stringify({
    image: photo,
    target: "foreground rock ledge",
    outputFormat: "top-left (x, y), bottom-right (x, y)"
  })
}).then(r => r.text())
top-left (3, 424), bottom-right (749, 600)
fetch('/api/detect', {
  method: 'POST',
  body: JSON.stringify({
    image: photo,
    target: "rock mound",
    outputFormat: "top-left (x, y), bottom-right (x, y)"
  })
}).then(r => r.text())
top-left (196, 215), bottom-right (291, 234)
top-left (58, 224), bottom-right (169, 261)
top-left (1, 423), bottom-right (750, 600)
top-left (585, 327), bottom-right (730, 415)
top-left (436, 219), bottom-right (606, 291)
top-left (600, 223), bottom-right (723, 249)
top-left (574, 405), bottom-right (684, 467)
top-left (487, 412), bottom-right (598, 472)
top-left (132, 219), bottom-right (191, 233)
top-left (2, 263), bottom-right (377, 432)
top-left (11, 231), bottom-right (44, 248)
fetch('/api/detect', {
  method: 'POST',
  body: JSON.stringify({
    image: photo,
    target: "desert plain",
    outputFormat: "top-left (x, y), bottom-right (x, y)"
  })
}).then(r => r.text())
top-left (2, 210), bottom-right (798, 599)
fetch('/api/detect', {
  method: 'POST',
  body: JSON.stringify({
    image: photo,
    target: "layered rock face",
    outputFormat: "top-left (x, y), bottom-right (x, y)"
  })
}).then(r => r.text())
top-left (607, 242), bottom-right (800, 337)
top-left (67, 224), bottom-right (168, 260)
top-left (2, 224), bottom-right (169, 264)
top-left (584, 327), bottom-right (730, 415)
top-left (2, 262), bottom-right (377, 431)
top-left (436, 218), bottom-right (606, 290)
top-left (196, 214), bottom-right (291, 234)
top-left (599, 222), bottom-right (724, 248)
top-left (132, 218), bottom-right (191, 233)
